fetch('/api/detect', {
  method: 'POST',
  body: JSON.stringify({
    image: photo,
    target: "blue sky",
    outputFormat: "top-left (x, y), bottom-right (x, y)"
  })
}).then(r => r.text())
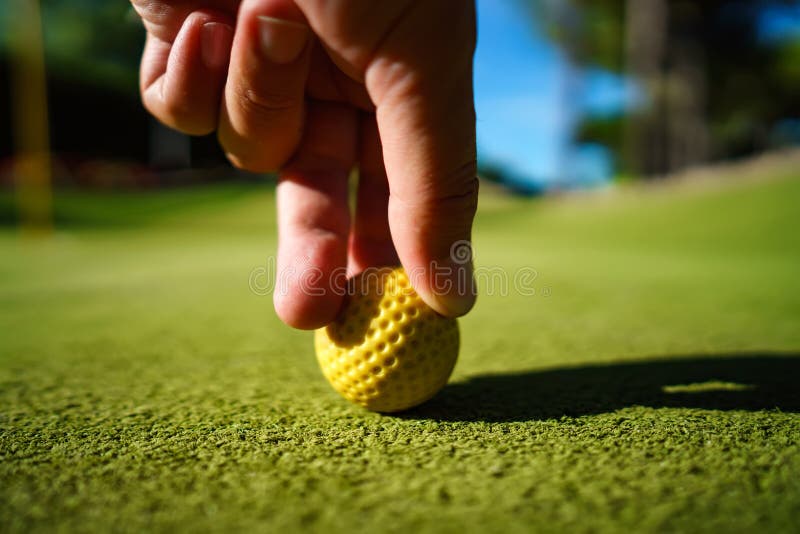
top-left (474, 0), bottom-right (800, 188)
top-left (473, 0), bottom-right (622, 187)
top-left (473, 0), bottom-right (567, 185)
top-left (760, 4), bottom-right (800, 41)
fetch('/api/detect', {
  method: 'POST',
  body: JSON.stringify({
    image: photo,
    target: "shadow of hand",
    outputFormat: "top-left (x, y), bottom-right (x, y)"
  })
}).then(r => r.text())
top-left (402, 352), bottom-right (800, 422)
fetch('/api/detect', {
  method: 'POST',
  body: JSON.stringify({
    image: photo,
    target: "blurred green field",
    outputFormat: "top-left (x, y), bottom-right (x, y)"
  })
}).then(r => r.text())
top-left (1, 168), bottom-right (799, 533)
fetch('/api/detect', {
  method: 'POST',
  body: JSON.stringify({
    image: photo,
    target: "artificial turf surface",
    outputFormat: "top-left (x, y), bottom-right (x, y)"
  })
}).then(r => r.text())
top-left (1, 165), bottom-right (799, 532)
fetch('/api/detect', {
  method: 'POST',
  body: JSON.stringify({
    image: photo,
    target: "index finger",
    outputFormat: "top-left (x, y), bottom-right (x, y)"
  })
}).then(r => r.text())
top-left (365, 1), bottom-right (479, 317)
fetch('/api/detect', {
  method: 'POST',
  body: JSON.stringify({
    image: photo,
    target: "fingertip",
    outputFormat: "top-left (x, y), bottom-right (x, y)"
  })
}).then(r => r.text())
top-left (388, 181), bottom-right (479, 319)
top-left (200, 20), bottom-right (234, 71)
top-left (272, 244), bottom-right (347, 330)
top-left (272, 102), bottom-right (356, 331)
top-left (428, 286), bottom-right (477, 318)
top-left (256, 15), bottom-right (310, 65)
top-left (404, 258), bottom-right (477, 319)
top-left (140, 9), bottom-right (233, 135)
top-left (218, 0), bottom-right (311, 172)
top-left (273, 293), bottom-right (342, 330)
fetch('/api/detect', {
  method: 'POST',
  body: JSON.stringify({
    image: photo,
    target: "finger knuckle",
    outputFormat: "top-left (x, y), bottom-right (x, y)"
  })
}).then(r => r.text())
top-left (438, 173), bottom-right (479, 216)
top-left (429, 160), bottom-right (479, 206)
top-left (222, 150), bottom-right (277, 174)
top-left (234, 85), bottom-right (302, 121)
top-left (130, 0), bottom-right (173, 27)
top-left (149, 99), bottom-right (213, 136)
top-left (217, 124), bottom-right (290, 173)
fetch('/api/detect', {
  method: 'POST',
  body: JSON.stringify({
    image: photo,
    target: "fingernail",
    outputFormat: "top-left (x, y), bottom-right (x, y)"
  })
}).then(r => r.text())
top-left (257, 16), bottom-right (309, 64)
top-left (201, 22), bottom-right (233, 70)
top-left (422, 238), bottom-right (477, 317)
top-left (432, 259), bottom-right (477, 317)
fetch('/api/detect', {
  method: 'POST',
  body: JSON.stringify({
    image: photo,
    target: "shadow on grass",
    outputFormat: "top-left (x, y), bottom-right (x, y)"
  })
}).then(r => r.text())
top-left (403, 352), bottom-right (800, 422)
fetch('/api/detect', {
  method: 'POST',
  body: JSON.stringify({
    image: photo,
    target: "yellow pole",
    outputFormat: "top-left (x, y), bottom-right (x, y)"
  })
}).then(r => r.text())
top-left (10, 0), bottom-right (53, 234)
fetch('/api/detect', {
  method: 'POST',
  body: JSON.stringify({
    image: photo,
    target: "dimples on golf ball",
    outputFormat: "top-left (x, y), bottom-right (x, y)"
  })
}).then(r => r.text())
top-left (315, 267), bottom-right (459, 413)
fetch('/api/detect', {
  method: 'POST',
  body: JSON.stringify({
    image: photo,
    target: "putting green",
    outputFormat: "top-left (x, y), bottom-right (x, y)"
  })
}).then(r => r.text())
top-left (1, 168), bottom-right (799, 532)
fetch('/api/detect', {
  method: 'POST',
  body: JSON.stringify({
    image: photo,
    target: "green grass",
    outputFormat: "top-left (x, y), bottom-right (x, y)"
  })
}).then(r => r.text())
top-left (1, 169), bottom-right (799, 533)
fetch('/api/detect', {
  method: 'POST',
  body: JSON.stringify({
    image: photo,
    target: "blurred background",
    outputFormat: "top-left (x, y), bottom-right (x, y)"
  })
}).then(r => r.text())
top-left (3, 3), bottom-right (800, 528)
top-left (1, 0), bottom-right (799, 224)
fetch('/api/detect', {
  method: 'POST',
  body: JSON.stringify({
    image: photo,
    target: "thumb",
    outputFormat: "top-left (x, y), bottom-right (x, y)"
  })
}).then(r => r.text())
top-left (366, 3), bottom-right (478, 317)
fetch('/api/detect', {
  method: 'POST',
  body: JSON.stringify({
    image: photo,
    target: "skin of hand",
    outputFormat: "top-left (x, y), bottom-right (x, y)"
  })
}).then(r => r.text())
top-left (131, 0), bottom-right (479, 329)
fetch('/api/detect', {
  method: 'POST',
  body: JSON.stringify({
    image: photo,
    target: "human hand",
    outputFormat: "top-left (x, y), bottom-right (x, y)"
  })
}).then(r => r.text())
top-left (131, 0), bottom-right (478, 328)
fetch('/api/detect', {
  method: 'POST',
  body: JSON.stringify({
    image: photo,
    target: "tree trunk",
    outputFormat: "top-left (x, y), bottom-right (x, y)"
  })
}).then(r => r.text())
top-left (665, 7), bottom-right (710, 172)
top-left (623, 0), bottom-right (669, 177)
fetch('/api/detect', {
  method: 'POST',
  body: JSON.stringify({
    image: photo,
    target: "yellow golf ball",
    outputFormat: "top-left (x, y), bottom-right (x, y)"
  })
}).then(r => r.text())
top-left (315, 266), bottom-right (459, 413)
